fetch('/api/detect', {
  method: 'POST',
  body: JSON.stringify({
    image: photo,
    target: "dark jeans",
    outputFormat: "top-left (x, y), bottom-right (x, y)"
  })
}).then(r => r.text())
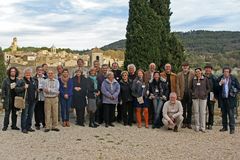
top-left (21, 102), bottom-right (35, 130)
top-left (60, 97), bottom-right (72, 121)
top-left (34, 101), bottom-right (45, 127)
top-left (220, 98), bottom-right (235, 130)
top-left (116, 103), bottom-right (122, 122)
top-left (181, 93), bottom-right (192, 125)
top-left (122, 101), bottom-right (133, 125)
top-left (76, 107), bottom-right (85, 125)
top-left (148, 99), bottom-right (154, 124)
top-left (95, 102), bottom-right (104, 124)
top-left (3, 104), bottom-right (18, 128)
top-left (103, 104), bottom-right (115, 125)
top-left (153, 99), bottom-right (164, 127)
top-left (207, 100), bottom-right (215, 126)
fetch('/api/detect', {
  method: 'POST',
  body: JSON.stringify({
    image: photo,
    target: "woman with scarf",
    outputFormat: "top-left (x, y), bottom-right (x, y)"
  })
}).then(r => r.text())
top-left (87, 67), bottom-right (100, 128)
top-left (59, 69), bottom-right (73, 127)
top-left (72, 69), bottom-right (88, 126)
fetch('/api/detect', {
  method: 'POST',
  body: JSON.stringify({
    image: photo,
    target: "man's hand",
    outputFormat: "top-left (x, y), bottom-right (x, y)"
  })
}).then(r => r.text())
top-left (64, 94), bottom-right (69, 99)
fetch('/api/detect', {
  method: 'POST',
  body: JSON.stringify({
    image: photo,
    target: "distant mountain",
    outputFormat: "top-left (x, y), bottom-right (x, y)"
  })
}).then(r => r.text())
top-left (101, 30), bottom-right (240, 54)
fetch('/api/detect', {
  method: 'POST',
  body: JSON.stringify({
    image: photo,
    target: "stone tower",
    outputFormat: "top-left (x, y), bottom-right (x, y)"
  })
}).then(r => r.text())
top-left (10, 37), bottom-right (18, 53)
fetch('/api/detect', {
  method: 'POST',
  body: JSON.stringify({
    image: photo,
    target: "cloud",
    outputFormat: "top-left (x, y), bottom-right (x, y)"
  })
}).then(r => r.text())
top-left (0, 0), bottom-right (239, 50)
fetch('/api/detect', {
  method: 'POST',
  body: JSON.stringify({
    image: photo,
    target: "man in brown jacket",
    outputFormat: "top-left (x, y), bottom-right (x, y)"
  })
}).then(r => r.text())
top-left (176, 62), bottom-right (195, 129)
top-left (144, 63), bottom-right (156, 83)
top-left (160, 63), bottom-right (177, 97)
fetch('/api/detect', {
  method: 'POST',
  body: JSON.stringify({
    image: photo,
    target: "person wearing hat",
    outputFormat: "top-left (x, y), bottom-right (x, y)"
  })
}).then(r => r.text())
top-left (190, 67), bottom-right (210, 132)
top-left (176, 62), bottom-right (195, 129)
top-left (204, 64), bottom-right (218, 130)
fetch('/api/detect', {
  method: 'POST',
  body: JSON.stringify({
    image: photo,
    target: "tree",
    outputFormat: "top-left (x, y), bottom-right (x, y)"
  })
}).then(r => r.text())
top-left (125, 0), bottom-right (185, 72)
top-left (125, 0), bottom-right (164, 70)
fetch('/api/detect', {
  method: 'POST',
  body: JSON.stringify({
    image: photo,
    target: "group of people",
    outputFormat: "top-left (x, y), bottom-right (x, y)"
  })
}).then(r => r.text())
top-left (1, 59), bottom-right (240, 134)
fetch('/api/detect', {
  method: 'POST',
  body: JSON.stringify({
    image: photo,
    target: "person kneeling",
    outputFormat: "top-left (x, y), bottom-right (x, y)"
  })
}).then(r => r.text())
top-left (162, 92), bottom-right (183, 132)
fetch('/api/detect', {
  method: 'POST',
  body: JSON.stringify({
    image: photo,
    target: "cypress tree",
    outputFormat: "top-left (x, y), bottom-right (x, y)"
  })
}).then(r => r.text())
top-left (125, 0), bottom-right (163, 71)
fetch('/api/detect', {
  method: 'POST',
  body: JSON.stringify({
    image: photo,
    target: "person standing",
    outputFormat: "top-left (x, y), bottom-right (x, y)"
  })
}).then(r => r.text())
top-left (127, 64), bottom-right (137, 81)
top-left (2, 67), bottom-right (21, 131)
top-left (42, 63), bottom-right (48, 78)
top-left (59, 69), bottom-right (73, 127)
top-left (111, 62), bottom-right (122, 123)
top-left (16, 67), bottom-right (37, 134)
top-left (132, 69), bottom-right (149, 128)
top-left (162, 92), bottom-right (183, 132)
top-left (93, 60), bottom-right (101, 75)
top-left (43, 70), bottom-right (60, 132)
top-left (34, 66), bottom-right (46, 130)
top-left (96, 64), bottom-right (109, 124)
top-left (149, 71), bottom-right (169, 128)
top-left (217, 67), bottom-right (240, 134)
top-left (119, 71), bottom-right (133, 126)
top-left (72, 69), bottom-right (88, 126)
top-left (72, 58), bottom-right (89, 78)
top-left (177, 62), bottom-right (195, 129)
top-left (190, 68), bottom-right (210, 132)
top-left (87, 67), bottom-right (100, 128)
top-left (101, 71), bottom-right (120, 127)
top-left (204, 65), bottom-right (218, 130)
top-left (160, 63), bottom-right (177, 95)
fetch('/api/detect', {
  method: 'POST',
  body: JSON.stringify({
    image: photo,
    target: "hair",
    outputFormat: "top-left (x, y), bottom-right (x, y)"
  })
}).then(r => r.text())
top-left (23, 67), bottom-right (33, 75)
top-left (102, 64), bottom-right (109, 68)
top-left (149, 63), bottom-right (156, 68)
top-left (77, 58), bottom-right (84, 64)
top-left (62, 68), bottom-right (69, 73)
top-left (112, 62), bottom-right (118, 66)
top-left (195, 67), bottom-right (202, 71)
top-left (169, 92), bottom-right (177, 98)
top-left (153, 71), bottom-right (160, 77)
top-left (127, 64), bottom-right (136, 72)
top-left (136, 69), bottom-right (145, 82)
top-left (89, 67), bottom-right (96, 75)
top-left (42, 63), bottom-right (48, 67)
top-left (57, 65), bottom-right (63, 69)
top-left (121, 71), bottom-right (128, 77)
top-left (7, 66), bottom-right (19, 78)
top-left (106, 71), bottom-right (114, 78)
top-left (222, 66), bottom-right (232, 73)
top-left (93, 60), bottom-right (99, 64)
top-left (164, 63), bottom-right (171, 69)
top-left (75, 69), bottom-right (83, 74)
top-left (36, 66), bottom-right (42, 71)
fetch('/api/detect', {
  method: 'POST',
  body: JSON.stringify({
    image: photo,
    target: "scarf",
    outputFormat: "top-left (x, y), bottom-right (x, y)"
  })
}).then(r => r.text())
top-left (89, 76), bottom-right (98, 90)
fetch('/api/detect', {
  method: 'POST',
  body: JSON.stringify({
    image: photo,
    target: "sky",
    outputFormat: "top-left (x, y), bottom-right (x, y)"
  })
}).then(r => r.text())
top-left (0, 0), bottom-right (240, 50)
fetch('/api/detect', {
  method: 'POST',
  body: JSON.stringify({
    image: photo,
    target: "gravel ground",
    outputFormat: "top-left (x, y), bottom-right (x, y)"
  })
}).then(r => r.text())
top-left (0, 113), bottom-right (239, 160)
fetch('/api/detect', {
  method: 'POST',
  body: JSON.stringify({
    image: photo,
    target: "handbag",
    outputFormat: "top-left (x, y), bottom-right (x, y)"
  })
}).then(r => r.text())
top-left (14, 89), bottom-right (27, 109)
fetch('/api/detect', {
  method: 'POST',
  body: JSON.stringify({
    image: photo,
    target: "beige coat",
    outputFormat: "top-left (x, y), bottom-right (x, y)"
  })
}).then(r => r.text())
top-left (176, 70), bottom-right (195, 100)
top-left (160, 71), bottom-right (177, 93)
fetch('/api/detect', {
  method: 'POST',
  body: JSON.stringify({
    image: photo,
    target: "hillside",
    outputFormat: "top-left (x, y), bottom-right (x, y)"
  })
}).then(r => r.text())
top-left (101, 30), bottom-right (240, 54)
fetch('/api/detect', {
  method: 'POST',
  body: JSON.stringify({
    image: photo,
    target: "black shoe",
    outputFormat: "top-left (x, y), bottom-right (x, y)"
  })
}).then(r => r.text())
top-left (220, 128), bottom-right (228, 132)
top-left (173, 126), bottom-right (178, 132)
top-left (230, 130), bottom-right (235, 134)
top-left (187, 124), bottom-right (192, 129)
top-left (168, 128), bottom-right (173, 130)
top-left (105, 124), bottom-right (109, 128)
top-left (182, 124), bottom-right (186, 128)
top-left (35, 126), bottom-right (40, 130)
top-left (109, 123), bottom-right (115, 127)
top-left (51, 128), bottom-right (60, 132)
top-left (123, 123), bottom-right (127, 126)
top-left (27, 128), bottom-right (35, 132)
top-left (89, 123), bottom-right (97, 128)
top-left (208, 125), bottom-right (212, 130)
top-left (2, 127), bottom-right (7, 131)
top-left (152, 125), bottom-right (155, 129)
top-left (128, 123), bottom-right (132, 127)
top-left (93, 123), bottom-right (99, 127)
top-left (22, 129), bottom-right (28, 134)
top-left (44, 129), bottom-right (50, 132)
top-left (11, 126), bottom-right (20, 130)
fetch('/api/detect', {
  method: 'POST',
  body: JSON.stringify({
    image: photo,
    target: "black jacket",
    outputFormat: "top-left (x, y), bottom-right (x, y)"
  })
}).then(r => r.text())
top-left (120, 80), bottom-right (133, 103)
top-left (149, 78), bottom-right (169, 99)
